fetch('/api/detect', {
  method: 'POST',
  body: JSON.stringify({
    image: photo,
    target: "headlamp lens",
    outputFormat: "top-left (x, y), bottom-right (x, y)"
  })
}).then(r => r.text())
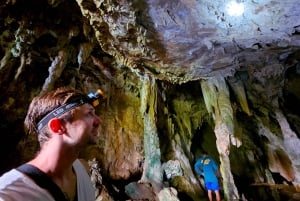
top-left (87, 89), bottom-right (105, 107)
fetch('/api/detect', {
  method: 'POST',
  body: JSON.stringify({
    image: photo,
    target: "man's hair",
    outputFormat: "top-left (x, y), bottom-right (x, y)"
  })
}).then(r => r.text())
top-left (24, 87), bottom-right (85, 145)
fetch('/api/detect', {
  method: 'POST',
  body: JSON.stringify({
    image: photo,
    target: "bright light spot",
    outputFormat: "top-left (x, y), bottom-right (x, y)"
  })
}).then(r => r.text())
top-left (226, 1), bottom-right (244, 17)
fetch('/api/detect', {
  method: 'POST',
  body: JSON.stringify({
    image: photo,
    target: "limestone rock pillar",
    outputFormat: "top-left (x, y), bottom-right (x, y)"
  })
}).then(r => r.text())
top-left (201, 76), bottom-right (239, 200)
top-left (139, 74), bottom-right (163, 192)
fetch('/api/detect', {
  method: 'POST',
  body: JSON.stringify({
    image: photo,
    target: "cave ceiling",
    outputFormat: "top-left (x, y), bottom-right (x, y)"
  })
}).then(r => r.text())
top-left (75, 0), bottom-right (300, 83)
top-left (1, 0), bottom-right (300, 84)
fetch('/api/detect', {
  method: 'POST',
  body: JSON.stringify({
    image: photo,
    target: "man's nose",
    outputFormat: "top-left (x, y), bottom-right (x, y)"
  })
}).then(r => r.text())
top-left (94, 114), bottom-right (102, 127)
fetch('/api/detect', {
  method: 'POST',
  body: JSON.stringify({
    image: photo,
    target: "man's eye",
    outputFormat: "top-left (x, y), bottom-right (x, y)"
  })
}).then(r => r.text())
top-left (89, 111), bottom-right (96, 116)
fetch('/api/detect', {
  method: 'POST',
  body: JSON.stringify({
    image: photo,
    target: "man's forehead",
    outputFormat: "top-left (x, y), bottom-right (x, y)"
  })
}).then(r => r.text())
top-left (72, 104), bottom-right (95, 117)
top-left (79, 103), bottom-right (95, 111)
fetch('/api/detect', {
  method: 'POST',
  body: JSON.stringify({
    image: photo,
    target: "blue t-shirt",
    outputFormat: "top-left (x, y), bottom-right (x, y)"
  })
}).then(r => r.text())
top-left (194, 156), bottom-right (219, 183)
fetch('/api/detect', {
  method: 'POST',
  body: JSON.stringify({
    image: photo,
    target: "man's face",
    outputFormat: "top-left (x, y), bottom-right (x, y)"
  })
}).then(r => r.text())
top-left (65, 104), bottom-right (101, 146)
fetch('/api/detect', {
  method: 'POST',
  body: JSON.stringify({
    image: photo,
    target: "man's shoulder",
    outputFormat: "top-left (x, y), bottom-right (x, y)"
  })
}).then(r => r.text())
top-left (195, 157), bottom-right (204, 164)
top-left (0, 169), bottom-right (55, 200)
top-left (0, 169), bottom-right (23, 186)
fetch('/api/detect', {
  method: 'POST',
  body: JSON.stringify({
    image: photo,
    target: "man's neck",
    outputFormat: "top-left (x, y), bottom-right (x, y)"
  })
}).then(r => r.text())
top-left (28, 140), bottom-right (78, 177)
top-left (28, 143), bottom-right (78, 201)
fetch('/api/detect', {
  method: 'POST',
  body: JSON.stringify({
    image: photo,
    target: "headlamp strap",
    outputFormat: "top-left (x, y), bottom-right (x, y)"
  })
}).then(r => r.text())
top-left (36, 89), bottom-right (104, 131)
top-left (37, 100), bottom-right (85, 131)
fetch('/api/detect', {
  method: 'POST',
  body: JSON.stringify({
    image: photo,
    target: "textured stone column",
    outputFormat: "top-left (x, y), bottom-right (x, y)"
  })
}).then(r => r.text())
top-left (201, 76), bottom-right (239, 200)
top-left (140, 74), bottom-right (163, 192)
top-left (214, 123), bottom-right (239, 201)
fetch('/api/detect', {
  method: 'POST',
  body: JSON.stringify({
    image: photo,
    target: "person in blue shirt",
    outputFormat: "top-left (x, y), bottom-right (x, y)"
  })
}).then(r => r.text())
top-left (194, 152), bottom-right (221, 201)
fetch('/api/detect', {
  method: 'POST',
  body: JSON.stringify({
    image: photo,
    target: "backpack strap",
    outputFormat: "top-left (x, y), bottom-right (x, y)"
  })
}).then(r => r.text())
top-left (16, 164), bottom-right (68, 201)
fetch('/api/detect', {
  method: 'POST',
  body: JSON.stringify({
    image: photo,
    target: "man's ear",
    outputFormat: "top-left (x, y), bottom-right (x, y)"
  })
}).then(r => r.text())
top-left (49, 118), bottom-right (62, 134)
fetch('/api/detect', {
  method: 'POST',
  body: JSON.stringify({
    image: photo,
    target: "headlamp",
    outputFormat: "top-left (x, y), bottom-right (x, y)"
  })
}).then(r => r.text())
top-left (37, 89), bottom-right (105, 131)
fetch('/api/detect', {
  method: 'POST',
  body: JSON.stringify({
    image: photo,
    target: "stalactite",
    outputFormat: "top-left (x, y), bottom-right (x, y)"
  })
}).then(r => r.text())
top-left (14, 54), bottom-right (25, 80)
top-left (200, 76), bottom-right (240, 200)
top-left (228, 78), bottom-right (252, 116)
top-left (0, 48), bottom-right (11, 71)
top-left (91, 55), bottom-right (114, 81)
top-left (200, 79), bottom-right (217, 120)
top-left (41, 50), bottom-right (68, 93)
top-left (139, 74), bottom-right (163, 192)
top-left (77, 43), bottom-right (94, 68)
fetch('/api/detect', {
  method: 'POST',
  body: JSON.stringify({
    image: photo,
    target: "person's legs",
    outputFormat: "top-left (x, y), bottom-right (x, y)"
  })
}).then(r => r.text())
top-left (206, 181), bottom-right (221, 201)
top-left (207, 190), bottom-right (213, 201)
top-left (215, 190), bottom-right (221, 201)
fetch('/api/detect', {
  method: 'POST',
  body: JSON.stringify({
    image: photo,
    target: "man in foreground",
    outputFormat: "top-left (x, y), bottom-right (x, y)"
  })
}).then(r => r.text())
top-left (0, 87), bottom-right (104, 201)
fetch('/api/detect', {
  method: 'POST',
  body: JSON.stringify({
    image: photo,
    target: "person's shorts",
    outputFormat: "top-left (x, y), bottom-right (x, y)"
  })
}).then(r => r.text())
top-left (205, 181), bottom-right (219, 190)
